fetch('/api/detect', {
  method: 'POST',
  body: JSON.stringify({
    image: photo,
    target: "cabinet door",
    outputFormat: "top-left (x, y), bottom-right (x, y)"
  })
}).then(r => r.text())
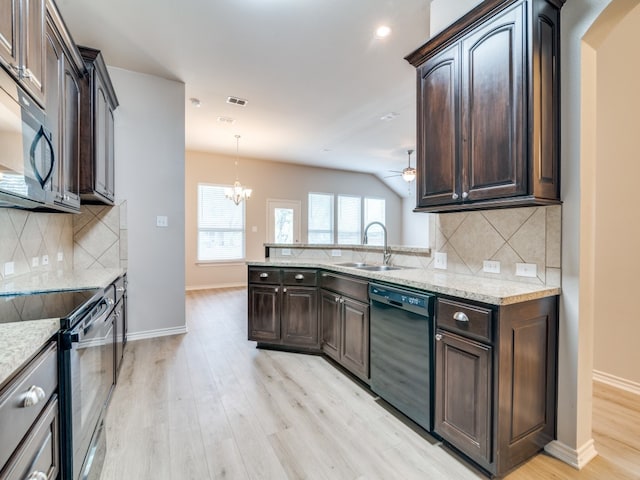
top-left (434, 329), bottom-right (491, 466)
top-left (43, 20), bottom-right (60, 198)
top-left (320, 289), bottom-right (340, 361)
top-left (340, 297), bottom-right (369, 382)
top-left (0, 0), bottom-right (19, 72)
top-left (248, 285), bottom-right (280, 342)
top-left (60, 59), bottom-right (80, 208)
top-left (22, 0), bottom-right (45, 105)
top-left (460, 3), bottom-right (526, 201)
top-left (416, 44), bottom-right (460, 208)
top-left (104, 105), bottom-right (115, 200)
top-left (94, 79), bottom-right (108, 198)
top-left (282, 286), bottom-right (318, 347)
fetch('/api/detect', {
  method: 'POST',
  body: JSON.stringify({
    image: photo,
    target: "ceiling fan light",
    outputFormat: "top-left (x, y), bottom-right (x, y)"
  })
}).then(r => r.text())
top-left (402, 167), bottom-right (416, 183)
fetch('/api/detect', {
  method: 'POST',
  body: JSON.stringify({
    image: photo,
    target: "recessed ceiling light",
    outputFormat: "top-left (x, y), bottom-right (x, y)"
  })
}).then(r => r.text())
top-left (189, 97), bottom-right (201, 107)
top-left (375, 25), bottom-right (391, 39)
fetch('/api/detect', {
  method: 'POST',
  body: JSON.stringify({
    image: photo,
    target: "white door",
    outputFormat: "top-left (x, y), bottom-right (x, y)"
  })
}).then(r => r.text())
top-left (267, 199), bottom-right (301, 244)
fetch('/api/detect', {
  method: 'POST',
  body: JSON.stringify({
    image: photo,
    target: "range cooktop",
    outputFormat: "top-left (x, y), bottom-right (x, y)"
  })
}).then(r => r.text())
top-left (0, 288), bottom-right (103, 327)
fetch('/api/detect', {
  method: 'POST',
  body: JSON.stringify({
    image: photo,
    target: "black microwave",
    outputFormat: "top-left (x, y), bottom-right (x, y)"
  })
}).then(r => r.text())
top-left (0, 67), bottom-right (56, 209)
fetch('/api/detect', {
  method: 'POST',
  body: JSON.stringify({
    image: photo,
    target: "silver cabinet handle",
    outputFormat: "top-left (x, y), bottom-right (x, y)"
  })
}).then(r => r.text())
top-left (339, 298), bottom-right (345, 304)
top-left (435, 333), bottom-right (443, 341)
top-left (334, 297), bottom-right (340, 303)
top-left (283, 288), bottom-right (287, 293)
top-left (452, 193), bottom-right (459, 200)
top-left (107, 297), bottom-right (115, 306)
top-left (275, 287), bottom-right (279, 293)
top-left (22, 385), bottom-right (46, 407)
top-left (294, 274), bottom-right (304, 280)
top-left (453, 311), bottom-right (469, 322)
top-left (27, 472), bottom-right (47, 480)
top-left (259, 273), bottom-right (269, 278)
top-left (462, 191), bottom-right (469, 199)
top-left (116, 287), bottom-right (125, 293)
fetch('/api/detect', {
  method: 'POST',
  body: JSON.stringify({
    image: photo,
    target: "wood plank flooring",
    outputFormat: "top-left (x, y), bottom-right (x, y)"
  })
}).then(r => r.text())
top-left (100, 288), bottom-right (640, 479)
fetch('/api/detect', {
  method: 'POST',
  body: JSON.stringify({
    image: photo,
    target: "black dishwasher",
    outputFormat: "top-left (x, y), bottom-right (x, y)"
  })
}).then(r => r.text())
top-left (369, 283), bottom-right (434, 432)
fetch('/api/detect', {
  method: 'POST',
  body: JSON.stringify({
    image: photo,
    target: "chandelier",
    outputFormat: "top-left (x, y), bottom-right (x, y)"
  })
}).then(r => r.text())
top-left (225, 135), bottom-right (252, 205)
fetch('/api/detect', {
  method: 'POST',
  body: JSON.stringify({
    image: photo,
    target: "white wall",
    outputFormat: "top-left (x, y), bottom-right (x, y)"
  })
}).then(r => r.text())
top-left (401, 196), bottom-right (430, 246)
top-left (109, 67), bottom-right (186, 338)
top-left (429, 0), bottom-right (482, 36)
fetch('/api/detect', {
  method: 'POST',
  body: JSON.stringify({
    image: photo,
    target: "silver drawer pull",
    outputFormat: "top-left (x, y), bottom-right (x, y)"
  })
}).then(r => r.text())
top-left (435, 333), bottom-right (443, 341)
top-left (283, 288), bottom-right (287, 293)
top-left (27, 472), bottom-right (48, 480)
top-left (294, 274), bottom-right (304, 280)
top-left (453, 311), bottom-right (469, 323)
top-left (334, 297), bottom-right (340, 303)
top-left (116, 287), bottom-right (125, 293)
top-left (22, 385), bottom-right (46, 407)
top-left (259, 273), bottom-right (269, 278)
top-left (275, 287), bottom-right (279, 293)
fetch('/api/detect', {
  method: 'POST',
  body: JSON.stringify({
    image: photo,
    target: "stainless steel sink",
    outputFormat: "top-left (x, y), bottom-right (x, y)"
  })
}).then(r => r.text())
top-left (336, 262), bottom-right (370, 268)
top-left (357, 265), bottom-right (403, 271)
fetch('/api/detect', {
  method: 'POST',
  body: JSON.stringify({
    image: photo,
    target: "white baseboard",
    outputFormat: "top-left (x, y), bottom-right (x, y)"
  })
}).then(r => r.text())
top-left (545, 439), bottom-right (598, 469)
top-left (593, 370), bottom-right (640, 395)
top-left (185, 282), bottom-right (246, 291)
top-left (127, 325), bottom-right (188, 342)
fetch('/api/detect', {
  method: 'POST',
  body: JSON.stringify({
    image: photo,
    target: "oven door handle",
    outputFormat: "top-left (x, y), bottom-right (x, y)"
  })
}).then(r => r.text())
top-left (66, 298), bottom-right (112, 347)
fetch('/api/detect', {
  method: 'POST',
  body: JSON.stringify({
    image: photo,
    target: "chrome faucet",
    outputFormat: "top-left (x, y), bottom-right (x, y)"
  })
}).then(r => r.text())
top-left (363, 221), bottom-right (391, 265)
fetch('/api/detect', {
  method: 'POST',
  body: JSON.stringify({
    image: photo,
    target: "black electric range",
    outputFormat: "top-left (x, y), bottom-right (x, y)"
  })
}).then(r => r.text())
top-left (0, 288), bottom-right (104, 327)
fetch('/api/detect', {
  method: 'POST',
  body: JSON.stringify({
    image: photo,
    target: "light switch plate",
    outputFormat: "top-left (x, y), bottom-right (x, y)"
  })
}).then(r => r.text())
top-left (516, 263), bottom-right (537, 278)
top-left (57, 252), bottom-right (64, 262)
top-left (483, 260), bottom-right (500, 274)
top-left (434, 252), bottom-right (447, 270)
top-left (32, 257), bottom-right (39, 267)
top-left (156, 215), bottom-right (168, 227)
top-left (41, 255), bottom-right (49, 266)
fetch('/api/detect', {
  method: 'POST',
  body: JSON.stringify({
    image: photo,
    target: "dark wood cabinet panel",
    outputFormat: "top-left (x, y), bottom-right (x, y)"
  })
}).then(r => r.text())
top-left (0, 0), bottom-right (19, 75)
top-left (406, 0), bottom-right (563, 212)
top-left (435, 329), bottom-right (492, 466)
top-left (320, 289), bottom-right (340, 361)
top-left (340, 298), bottom-right (369, 382)
top-left (248, 285), bottom-right (280, 343)
top-left (78, 46), bottom-right (118, 205)
top-left (282, 287), bottom-right (318, 347)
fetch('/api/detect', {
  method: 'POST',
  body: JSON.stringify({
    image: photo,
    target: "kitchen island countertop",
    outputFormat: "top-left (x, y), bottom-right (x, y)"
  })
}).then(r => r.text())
top-left (248, 259), bottom-right (560, 306)
top-left (0, 268), bottom-right (125, 296)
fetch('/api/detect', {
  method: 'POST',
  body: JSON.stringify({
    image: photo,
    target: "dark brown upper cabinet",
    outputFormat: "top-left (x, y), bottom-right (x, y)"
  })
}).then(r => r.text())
top-left (0, 0), bottom-right (46, 106)
top-left (406, 0), bottom-right (564, 212)
top-left (78, 46), bottom-right (118, 205)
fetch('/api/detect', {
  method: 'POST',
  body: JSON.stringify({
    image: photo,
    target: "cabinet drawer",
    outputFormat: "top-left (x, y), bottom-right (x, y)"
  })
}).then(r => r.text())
top-left (0, 342), bottom-right (57, 469)
top-left (248, 268), bottom-right (282, 285)
top-left (436, 298), bottom-right (492, 342)
top-left (1, 396), bottom-right (59, 480)
top-left (114, 274), bottom-right (126, 303)
top-left (283, 269), bottom-right (317, 286)
top-left (320, 272), bottom-right (368, 303)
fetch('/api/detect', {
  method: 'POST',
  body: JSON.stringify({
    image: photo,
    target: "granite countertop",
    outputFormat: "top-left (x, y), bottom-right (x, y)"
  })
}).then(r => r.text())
top-left (0, 268), bottom-right (125, 296)
top-left (0, 268), bottom-right (125, 389)
top-left (264, 243), bottom-right (431, 254)
top-left (0, 319), bottom-right (60, 389)
top-left (248, 259), bottom-right (560, 305)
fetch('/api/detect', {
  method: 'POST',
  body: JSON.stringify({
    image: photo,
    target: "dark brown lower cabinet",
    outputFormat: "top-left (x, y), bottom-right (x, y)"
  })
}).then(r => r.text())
top-left (434, 295), bottom-right (558, 477)
top-left (247, 268), bottom-right (319, 350)
top-left (319, 273), bottom-right (370, 383)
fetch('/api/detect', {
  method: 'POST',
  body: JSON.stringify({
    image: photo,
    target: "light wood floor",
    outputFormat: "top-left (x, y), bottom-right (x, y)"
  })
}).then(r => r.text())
top-left (100, 288), bottom-right (640, 479)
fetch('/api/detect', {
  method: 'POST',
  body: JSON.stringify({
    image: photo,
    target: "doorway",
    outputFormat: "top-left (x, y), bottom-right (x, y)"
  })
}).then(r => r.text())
top-left (267, 199), bottom-right (301, 244)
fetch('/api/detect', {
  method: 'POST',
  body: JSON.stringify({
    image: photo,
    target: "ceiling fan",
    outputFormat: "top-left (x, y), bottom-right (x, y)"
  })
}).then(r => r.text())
top-left (385, 149), bottom-right (417, 183)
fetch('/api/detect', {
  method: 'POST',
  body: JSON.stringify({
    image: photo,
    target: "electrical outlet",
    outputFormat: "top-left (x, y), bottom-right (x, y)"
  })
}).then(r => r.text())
top-left (57, 252), bottom-right (64, 262)
top-left (281, 248), bottom-right (292, 256)
top-left (516, 263), bottom-right (537, 278)
top-left (331, 249), bottom-right (342, 257)
top-left (32, 257), bottom-right (39, 267)
top-left (483, 260), bottom-right (500, 274)
top-left (156, 215), bottom-right (168, 227)
top-left (41, 254), bottom-right (49, 266)
top-left (434, 252), bottom-right (447, 270)
top-left (4, 261), bottom-right (14, 276)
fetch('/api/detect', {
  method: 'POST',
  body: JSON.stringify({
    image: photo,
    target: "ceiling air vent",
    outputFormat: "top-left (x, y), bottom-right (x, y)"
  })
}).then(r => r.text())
top-left (226, 96), bottom-right (248, 106)
top-left (217, 116), bottom-right (235, 124)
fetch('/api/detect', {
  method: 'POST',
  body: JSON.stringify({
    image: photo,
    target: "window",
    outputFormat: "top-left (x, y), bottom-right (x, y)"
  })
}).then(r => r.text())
top-left (308, 193), bottom-right (333, 244)
top-left (197, 184), bottom-right (245, 261)
top-left (337, 195), bottom-right (361, 244)
top-left (363, 197), bottom-right (386, 246)
top-left (308, 193), bottom-right (385, 244)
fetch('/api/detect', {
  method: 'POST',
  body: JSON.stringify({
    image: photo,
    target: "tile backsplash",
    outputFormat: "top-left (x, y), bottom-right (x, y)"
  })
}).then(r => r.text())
top-left (0, 202), bottom-right (127, 282)
top-left (429, 206), bottom-right (561, 286)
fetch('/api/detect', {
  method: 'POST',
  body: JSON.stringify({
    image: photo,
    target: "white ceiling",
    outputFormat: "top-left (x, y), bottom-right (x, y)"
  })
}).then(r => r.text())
top-left (56, 0), bottom-right (432, 197)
